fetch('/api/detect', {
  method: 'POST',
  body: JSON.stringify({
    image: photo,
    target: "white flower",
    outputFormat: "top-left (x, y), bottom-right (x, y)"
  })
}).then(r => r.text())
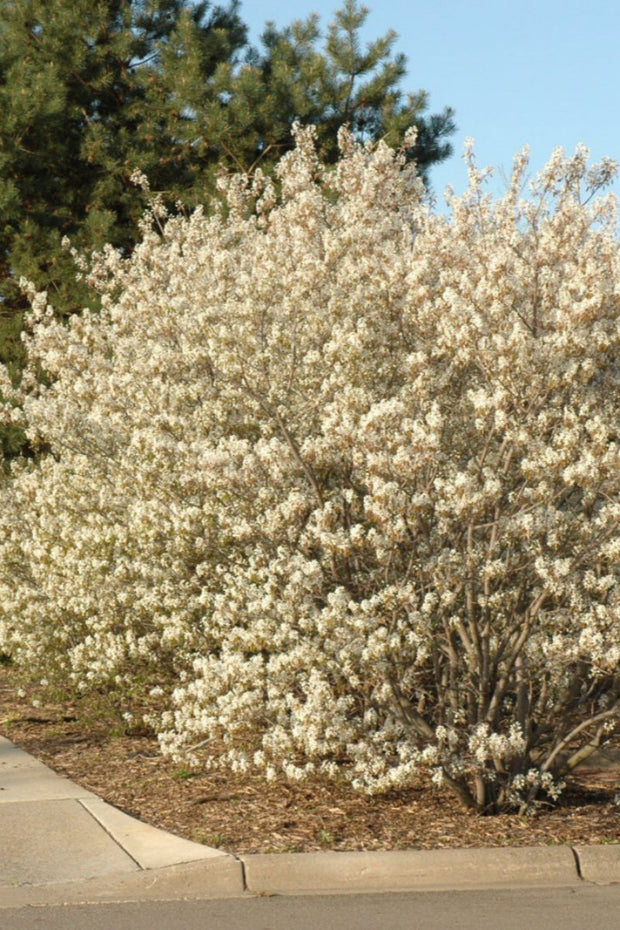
top-left (1, 128), bottom-right (618, 810)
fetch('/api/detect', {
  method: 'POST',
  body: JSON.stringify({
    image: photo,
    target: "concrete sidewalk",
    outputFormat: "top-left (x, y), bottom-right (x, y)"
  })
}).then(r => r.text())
top-left (1, 734), bottom-right (618, 907)
top-left (0, 735), bottom-right (242, 905)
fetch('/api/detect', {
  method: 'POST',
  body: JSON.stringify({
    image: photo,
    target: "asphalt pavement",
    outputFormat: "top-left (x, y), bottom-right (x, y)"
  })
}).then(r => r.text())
top-left (3, 886), bottom-right (620, 930)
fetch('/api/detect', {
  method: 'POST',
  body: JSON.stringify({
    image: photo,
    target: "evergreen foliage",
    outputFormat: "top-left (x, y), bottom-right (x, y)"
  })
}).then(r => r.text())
top-left (0, 0), bottom-right (455, 457)
top-left (209, 1), bottom-right (455, 176)
top-left (0, 0), bottom-right (247, 325)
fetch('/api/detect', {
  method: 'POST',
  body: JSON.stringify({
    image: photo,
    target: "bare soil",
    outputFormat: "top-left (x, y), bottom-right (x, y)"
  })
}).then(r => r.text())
top-left (1, 666), bottom-right (618, 854)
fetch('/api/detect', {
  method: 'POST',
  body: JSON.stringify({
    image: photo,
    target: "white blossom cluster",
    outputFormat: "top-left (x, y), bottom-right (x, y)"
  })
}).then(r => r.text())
top-left (0, 127), bottom-right (618, 811)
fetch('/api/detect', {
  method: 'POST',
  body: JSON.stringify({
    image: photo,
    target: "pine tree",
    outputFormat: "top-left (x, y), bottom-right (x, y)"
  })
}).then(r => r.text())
top-left (0, 0), bottom-right (246, 324)
top-left (211, 0), bottom-right (455, 179)
top-left (0, 0), bottom-right (245, 458)
top-left (0, 0), bottom-right (454, 328)
top-left (0, 1), bottom-right (455, 459)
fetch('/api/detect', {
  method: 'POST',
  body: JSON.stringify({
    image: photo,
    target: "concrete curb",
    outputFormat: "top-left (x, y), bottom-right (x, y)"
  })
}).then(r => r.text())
top-left (574, 844), bottom-right (620, 885)
top-left (0, 859), bottom-right (246, 908)
top-left (3, 844), bottom-right (618, 908)
top-left (79, 796), bottom-right (229, 870)
top-left (240, 846), bottom-right (583, 895)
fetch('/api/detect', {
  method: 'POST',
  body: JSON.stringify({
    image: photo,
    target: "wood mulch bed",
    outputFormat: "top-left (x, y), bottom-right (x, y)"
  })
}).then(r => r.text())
top-left (1, 666), bottom-right (618, 854)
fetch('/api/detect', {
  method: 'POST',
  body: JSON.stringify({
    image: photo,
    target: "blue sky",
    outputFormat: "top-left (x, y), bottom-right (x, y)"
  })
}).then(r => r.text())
top-left (239, 0), bottom-right (620, 204)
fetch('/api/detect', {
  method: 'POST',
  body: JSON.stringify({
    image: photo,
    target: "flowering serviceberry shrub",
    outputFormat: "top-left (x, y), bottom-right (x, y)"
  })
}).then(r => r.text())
top-left (0, 127), bottom-right (618, 812)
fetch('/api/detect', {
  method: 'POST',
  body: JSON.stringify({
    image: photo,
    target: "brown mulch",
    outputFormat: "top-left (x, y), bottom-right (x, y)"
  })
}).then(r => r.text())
top-left (0, 666), bottom-right (618, 854)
